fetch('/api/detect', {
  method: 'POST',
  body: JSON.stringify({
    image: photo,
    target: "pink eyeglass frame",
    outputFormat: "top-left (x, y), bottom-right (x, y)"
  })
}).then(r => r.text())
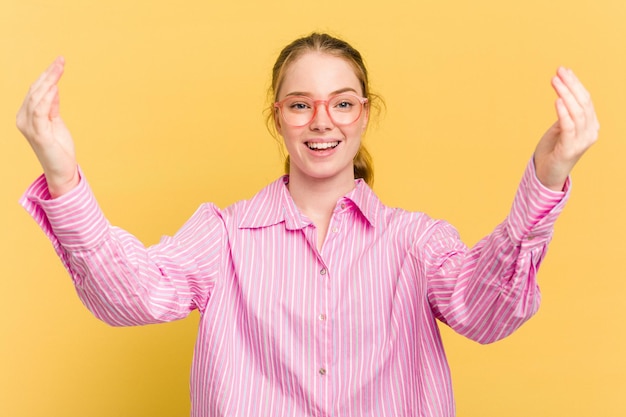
top-left (274, 93), bottom-right (369, 127)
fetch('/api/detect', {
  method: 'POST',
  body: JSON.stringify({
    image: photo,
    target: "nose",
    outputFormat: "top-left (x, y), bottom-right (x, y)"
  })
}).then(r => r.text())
top-left (309, 102), bottom-right (334, 131)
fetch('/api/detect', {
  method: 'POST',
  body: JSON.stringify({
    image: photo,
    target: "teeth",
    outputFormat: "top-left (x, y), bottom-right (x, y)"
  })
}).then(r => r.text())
top-left (307, 141), bottom-right (339, 150)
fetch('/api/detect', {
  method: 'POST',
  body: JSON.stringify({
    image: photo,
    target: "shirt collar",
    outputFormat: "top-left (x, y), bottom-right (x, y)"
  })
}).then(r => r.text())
top-left (344, 178), bottom-right (381, 227)
top-left (238, 176), bottom-right (382, 230)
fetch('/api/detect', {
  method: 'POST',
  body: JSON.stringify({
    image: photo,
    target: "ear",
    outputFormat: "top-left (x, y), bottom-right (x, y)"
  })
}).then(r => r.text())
top-left (274, 108), bottom-right (284, 136)
top-left (361, 103), bottom-right (370, 133)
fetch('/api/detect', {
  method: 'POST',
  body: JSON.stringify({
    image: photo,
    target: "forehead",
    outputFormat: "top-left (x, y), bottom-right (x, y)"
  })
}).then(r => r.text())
top-left (279, 51), bottom-right (362, 97)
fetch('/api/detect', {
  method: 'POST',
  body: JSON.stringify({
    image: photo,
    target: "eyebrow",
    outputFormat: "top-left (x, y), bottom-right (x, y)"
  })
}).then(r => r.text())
top-left (285, 87), bottom-right (360, 97)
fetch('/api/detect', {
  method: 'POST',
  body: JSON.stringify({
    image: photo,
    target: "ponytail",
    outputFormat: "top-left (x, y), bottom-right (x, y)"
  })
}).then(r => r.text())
top-left (353, 145), bottom-right (374, 186)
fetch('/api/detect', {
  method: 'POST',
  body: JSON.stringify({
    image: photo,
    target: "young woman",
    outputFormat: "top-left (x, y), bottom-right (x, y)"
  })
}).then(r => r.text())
top-left (17, 33), bottom-right (599, 416)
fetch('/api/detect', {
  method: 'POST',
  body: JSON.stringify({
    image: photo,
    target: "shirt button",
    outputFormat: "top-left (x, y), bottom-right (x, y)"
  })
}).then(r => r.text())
top-left (319, 368), bottom-right (327, 376)
top-left (318, 314), bottom-right (327, 321)
top-left (320, 268), bottom-right (327, 275)
top-left (332, 227), bottom-right (339, 233)
top-left (340, 203), bottom-right (346, 209)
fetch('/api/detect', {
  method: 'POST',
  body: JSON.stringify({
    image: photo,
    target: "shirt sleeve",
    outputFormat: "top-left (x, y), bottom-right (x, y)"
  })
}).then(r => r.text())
top-left (19, 169), bottom-right (224, 326)
top-left (423, 158), bottom-right (569, 344)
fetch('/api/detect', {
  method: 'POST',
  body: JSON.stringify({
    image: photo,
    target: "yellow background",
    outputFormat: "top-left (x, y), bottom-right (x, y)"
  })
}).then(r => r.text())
top-left (1, 0), bottom-right (624, 416)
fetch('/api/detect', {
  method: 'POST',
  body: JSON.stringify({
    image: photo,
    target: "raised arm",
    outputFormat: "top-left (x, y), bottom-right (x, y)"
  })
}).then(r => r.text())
top-left (426, 68), bottom-right (599, 343)
top-left (17, 59), bottom-right (221, 326)
top-left (17, 57), bottom-right (79, 198)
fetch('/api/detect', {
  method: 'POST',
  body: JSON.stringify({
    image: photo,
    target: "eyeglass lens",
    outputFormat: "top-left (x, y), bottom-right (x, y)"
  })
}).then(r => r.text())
top-left (279, 94), bottom-right (364, 126)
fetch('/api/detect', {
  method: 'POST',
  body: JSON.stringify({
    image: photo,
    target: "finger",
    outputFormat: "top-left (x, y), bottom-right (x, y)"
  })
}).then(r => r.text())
top-left (555, 97), bottom-right (575, 139)
top-left (17, 57), bottom-right (65, 136)
top-left (552, 74), bottom-right (586, 129)
top-left (49, 84), bottom-right (61, 120)
top-left (31, 56), bottom-right (65, 90)
top-left (556, 68), bottom-right (601, 135)
top-left (32, 84), bottom-right (58, 135)
top-left (557, 67), bottom-right (591, 108)
top-left (556, 67), bottom-right (598, 125)
top-left (27, 57), bottom-right (65, 108)
top-left (568, 68), bottom-right (601, 131)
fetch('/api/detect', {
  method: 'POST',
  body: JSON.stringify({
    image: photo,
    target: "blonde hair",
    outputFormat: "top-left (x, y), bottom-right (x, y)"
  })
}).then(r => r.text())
top-left (267, 33), bottom-right (381, 186)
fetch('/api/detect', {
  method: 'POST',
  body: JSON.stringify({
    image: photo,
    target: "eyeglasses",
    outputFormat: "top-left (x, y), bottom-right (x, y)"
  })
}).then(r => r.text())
top-left (274, 93), bottom-right (368, 127)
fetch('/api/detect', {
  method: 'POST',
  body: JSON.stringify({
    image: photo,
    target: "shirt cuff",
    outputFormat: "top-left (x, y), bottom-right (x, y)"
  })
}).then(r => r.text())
top-left (19, 167), bottom-right (110, 252)
top-left (506, 158), bottom-right (570, 247)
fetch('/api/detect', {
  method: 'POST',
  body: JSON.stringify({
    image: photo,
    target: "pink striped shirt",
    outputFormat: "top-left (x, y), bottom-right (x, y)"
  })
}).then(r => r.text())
top-left (21, 160), bottom-right (568, 416)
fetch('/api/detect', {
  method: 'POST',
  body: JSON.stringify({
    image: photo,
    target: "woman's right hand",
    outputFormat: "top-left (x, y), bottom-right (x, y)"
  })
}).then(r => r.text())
top-left (17, 57), bottom-right (79, 198)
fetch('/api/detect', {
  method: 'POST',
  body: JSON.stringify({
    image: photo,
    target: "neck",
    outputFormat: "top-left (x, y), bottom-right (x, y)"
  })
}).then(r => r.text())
top-left (287, 171), bottom-right (355, 218)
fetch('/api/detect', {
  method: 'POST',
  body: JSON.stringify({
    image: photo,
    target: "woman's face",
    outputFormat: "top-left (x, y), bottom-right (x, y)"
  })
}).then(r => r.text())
top-left (275, 51), bottom-right (368, 185)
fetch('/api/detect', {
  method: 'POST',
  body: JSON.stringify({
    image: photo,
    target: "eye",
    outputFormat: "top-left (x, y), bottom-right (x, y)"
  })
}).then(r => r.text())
top-left (284, 96), bottom-right (313, 112)
top-left (331, 95), bottom-right (358, 111)
top-left (290, 102), bottom-right (310, 110)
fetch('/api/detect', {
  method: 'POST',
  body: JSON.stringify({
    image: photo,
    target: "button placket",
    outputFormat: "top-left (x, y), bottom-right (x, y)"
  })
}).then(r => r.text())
top-left (315, 260), bottom-right (331, 386)
top-left (327, 201), bottom-right (345, 245)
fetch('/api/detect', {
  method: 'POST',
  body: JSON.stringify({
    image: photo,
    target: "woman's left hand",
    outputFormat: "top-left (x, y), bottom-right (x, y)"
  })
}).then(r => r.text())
top-left (533, 67), bottom-right (600, 191)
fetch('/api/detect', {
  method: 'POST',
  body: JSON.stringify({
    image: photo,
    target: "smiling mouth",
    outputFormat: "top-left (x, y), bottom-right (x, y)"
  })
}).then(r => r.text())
top-left (306, 141), bottom-right (339, 150)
